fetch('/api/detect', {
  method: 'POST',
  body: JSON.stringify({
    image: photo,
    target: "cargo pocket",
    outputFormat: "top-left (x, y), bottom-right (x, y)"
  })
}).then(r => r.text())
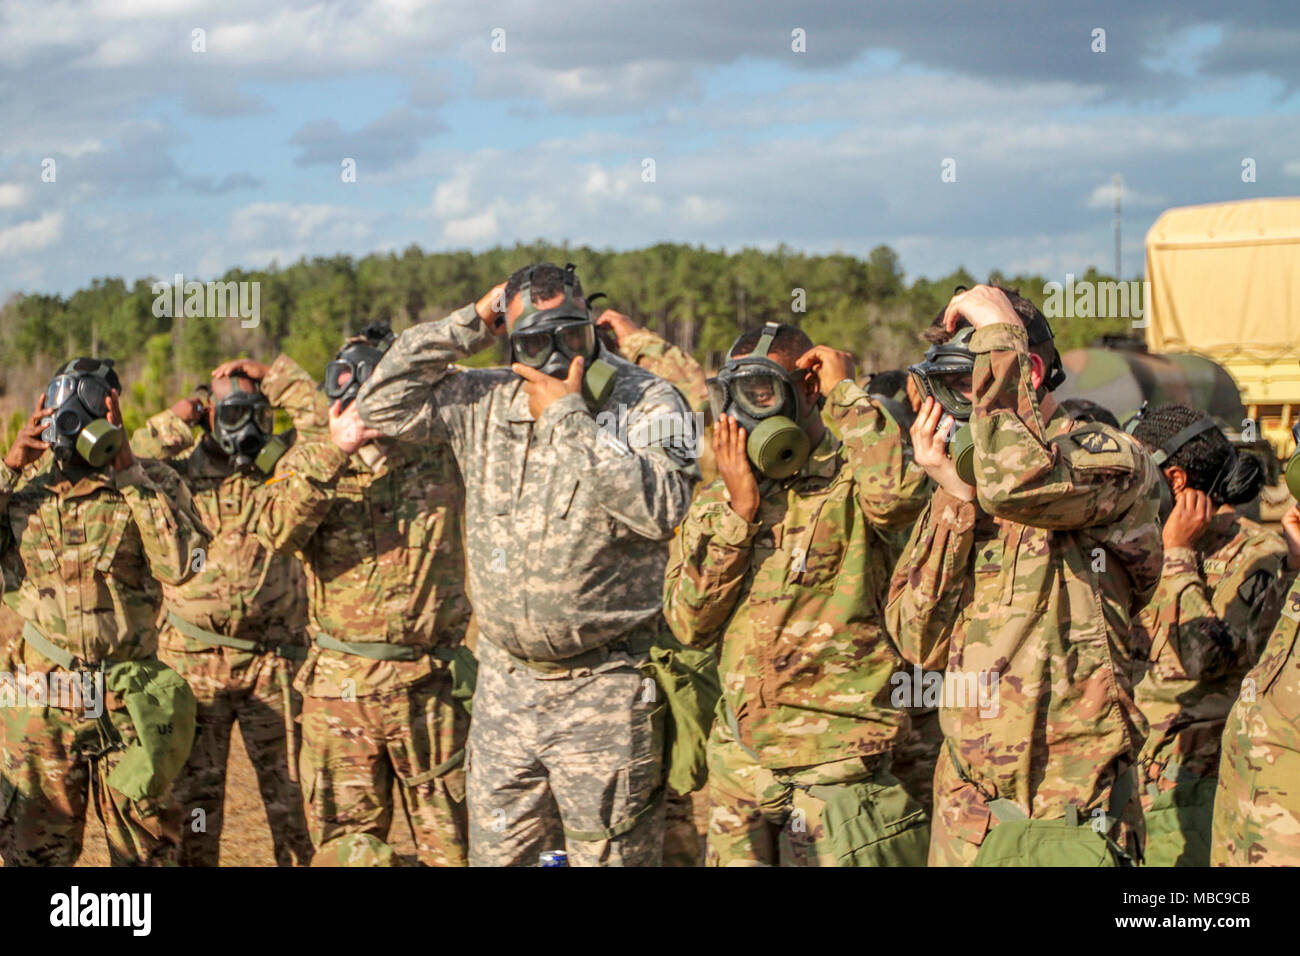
top-left (809, 772), bottom-right (930, 867)
top-left (973, 818), bottom-right (1118, 867)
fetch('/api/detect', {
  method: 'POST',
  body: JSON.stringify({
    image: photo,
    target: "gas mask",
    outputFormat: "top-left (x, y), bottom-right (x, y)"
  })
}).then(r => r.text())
top-left (1285, 423), bottom-right (1300, 504)
top-left (324, 324), bottom-right (395, 412)
top-left (706, 322), bottom-right (812, 480)
top-left (41, 358), bottom-right (125, 469)
top-left (508, 263), bottom-right (617, 410)
top-left (212, 381), bottom-right (287, 473)
top-left (908, 327), bottom-right (977, 486)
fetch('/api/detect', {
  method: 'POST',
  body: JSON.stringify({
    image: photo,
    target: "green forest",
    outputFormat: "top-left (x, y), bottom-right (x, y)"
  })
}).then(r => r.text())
top-left (0, 241), bottom-right (1135, 445)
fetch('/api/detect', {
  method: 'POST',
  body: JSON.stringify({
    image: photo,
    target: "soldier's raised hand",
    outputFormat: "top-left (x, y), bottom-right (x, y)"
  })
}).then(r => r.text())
top-left (476, 281), bottom-right (509, 335)
top-left (3, 393), bottom-right (49, 471)
top-left (795, 345), bottom-right (855, 399)
top-left (942, 284), bottom-right (1021, 333)
top-left (910, 396), bottom-right (974, 501)
top-left (713, 414), bottom-right (760, 521)
top-left (512, 356), bottom-right (583, 420)
top-left (1282, 505), bottom-right (1300, 571)
top-left (328, 398), bottom-right (382, 454)
top-left (212, 358), bottom-right (269, 382)
top-left (1163, 487), bottom-right (1214, 550)
top-left (595, 309), bottom-right (638, 345)
top-left (106, 388), bottom-right (135, 471)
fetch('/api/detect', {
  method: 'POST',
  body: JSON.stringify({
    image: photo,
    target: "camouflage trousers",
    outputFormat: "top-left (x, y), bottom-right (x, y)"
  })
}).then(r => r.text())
top-left (705, 721), bottom-right (924, 867)
top-left (300, 672), bottom-right (469, 867)
top-left (891, 708), bottom-right (942, 818)
top-left (1212, 691), bottom-right (1300, 866)
top-left (0, 700), bottom-right (180, 866)
top-left (158, 641), bottom-right (312, 867)
top-left (466, 639), bottom-right (666, 867)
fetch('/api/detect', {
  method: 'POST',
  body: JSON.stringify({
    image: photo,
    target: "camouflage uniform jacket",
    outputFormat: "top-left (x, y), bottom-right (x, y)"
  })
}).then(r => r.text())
top-left (664, 379), bottom-right (929, 769)
top-left (355, 304), bottom-right (699, 663)
top-left (251, 354), bottom-right (472, 698)
top-left (1134, 511), bottom-right (1287, 785)
top-left (886, 322), bottom-right (1164, 823)
top-left (0, 456), bottom-right (205, 669)
top-left (129, 408), bottom-right (309, 658)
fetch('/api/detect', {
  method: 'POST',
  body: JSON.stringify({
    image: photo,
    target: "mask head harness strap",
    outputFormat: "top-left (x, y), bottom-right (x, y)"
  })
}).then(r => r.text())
top-left (1150, 416), bottom-right (1217, 467)
top-left (515, 262), bottom-right (591, 329)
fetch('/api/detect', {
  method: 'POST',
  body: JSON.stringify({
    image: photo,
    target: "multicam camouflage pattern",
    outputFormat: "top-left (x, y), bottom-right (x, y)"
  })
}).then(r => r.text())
top-left (251, 354), bottom-right (473, 865)
top-left (312, 832), bottom-right (397, 867)
top-left (665, 380), bottom-right (929, 771)
top-left (617, 326), bottom-right (716, 485)
top-left (0, 457), bottom-right (205, 667)
top-left (465, 639), bottom-right (665, 867)
top-left (1212, 570), bottom-right (1300, 866)
top-left (705, 718), bottom-right (903, 866)
top-left (300, 674), bottom-right (468, 867)
top-left (164, 646), bottom-right (311, 867)
top-left (1134, 513), bottom-right (1286, 799)
top-left (890, 707), bottom-right (943, 818)
top-left (887, 322), bottom-right (1164, 866)
top-left (130, 407), bottom-right (313, 866)
top-left (0, 702), bottom-right (182, 865)
top-left (354, 303), bottom-right (697, 865)
top-left (257, 354), bottom-right (472, 698)
top-left (0, 454), bottom-right (203, 865)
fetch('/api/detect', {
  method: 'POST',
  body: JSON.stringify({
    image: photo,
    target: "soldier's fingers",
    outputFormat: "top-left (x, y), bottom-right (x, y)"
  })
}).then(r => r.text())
top-left (511, 363), bottom-right (546, 383)
top-left (565, 356), bottom-right (585, 390)
top-left (794, 348), bottom-right (822, 371)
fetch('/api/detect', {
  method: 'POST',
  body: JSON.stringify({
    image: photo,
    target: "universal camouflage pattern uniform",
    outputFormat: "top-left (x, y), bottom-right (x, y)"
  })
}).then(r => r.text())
top-left (664, 379), bottom-right (931, 866)
top-left (1132, 511), bottom-right (1286, 867)
top-left (886, 322), bottom-right (1164, 866)
top-left (356, 304), bottom-right (699, 867)
top-left (0, 454), bottom-right (206, 865)
top-left (253, 354), bottom-right (473, 867)
top-left (129, 401), bottom-right (315, 867)
top-left (615, 325), bottom-right (714, 866)
top-left (1212, 566), bottom-right (1300, 866)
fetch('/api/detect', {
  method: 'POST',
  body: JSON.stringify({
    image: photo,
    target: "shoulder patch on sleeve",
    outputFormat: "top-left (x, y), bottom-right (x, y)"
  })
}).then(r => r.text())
top-left (1071, 428), bottom-right (1121, 455)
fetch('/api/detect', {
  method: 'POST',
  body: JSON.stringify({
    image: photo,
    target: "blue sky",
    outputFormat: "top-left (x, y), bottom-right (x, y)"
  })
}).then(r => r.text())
top-left (1, 0), bottom-right (1298, 300)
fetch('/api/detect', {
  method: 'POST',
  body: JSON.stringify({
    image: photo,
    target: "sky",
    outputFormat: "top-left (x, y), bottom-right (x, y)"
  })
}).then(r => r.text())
top-left (1, 0), bottom-right (1298, 299)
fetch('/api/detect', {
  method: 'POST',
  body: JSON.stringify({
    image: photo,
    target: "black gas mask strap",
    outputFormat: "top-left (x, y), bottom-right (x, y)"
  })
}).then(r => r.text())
top-left (1151, 417), bottom-right (1217, 467)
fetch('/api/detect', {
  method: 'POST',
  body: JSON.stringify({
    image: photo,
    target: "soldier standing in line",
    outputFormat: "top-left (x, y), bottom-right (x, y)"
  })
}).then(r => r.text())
top-left (127, 367), bottom-right (316, 866)
top-left (356, 263), bottom-right (699, 866)
top-left (887, 286), bottom-right (1164, 866)
top-left (0, 360), bottom-right (206, 865)
top-left (246, 325), bottom-right (474, 866)
top-left (663, 323), bottom-right (932, 865)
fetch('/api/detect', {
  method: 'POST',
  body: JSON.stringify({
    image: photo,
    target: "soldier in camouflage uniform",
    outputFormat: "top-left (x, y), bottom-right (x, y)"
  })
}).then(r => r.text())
top-left (0, 367), bottom-right (206, 865)
top-left (1212, 502), bottom-right (1300, 866)
top-left (1127, 405), bottom-right (1286, 866)
top-left (356, 263), bottom-right (699, 867)
top-left (127, 369), bottom-right (315, 866)
top-left (664, 325), bottom-right (931, 866)
top-left (249, 335), bottom-right (473, 867)
top-left (886, 286), bottom-right (1164, 866)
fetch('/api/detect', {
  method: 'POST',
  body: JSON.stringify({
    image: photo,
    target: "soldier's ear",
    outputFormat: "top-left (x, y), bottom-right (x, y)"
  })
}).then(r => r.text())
top-left (1164, 465), bottom-right (1188, 494)
top-left (1027, 352), bottom-right (1047, 390)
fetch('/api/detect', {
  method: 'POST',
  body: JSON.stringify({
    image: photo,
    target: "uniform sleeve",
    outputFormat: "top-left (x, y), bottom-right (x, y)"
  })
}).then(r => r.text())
top-left (885, 488), bottom-right (976, 671)
top-left (663, 485), bottom-right (758, 648)
top-left (619, 327), bottom-right (711, 415)
top-left (249, 439), bottom-right (349, 555)
top-left (262, 353), bottom-right (330, 438)
top-left (968, 322), bottom-right (1157, 530)
top-left (536, 382), bottom-right (699, 540)
top-left (823, 379), bottom-right (931, 530)
top-left (128, 409), bottom-right (196, 460)
top-left (113, 460), bottom-right (210, 586)
top-left (1151, 536), bottom-right (1289, 680)
top-left (0, 461), bottom-right (20, 558)
top-left (355, 304), bottom-right (501, 452)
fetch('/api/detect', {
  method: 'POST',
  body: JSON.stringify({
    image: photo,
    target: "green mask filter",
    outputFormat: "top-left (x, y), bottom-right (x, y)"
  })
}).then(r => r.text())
top-left (949, 422), bottom-right (976, 487)
top-left (254, 435), bottom-right (291, 475)
top-left (76, 418), bottom-right (125, 468)
top-left (1285, 453), bottom-right (1300, 503)
top-left (583, 356), bottom-right (617, 410)
top-left (747, 416), bottom-right (811, 480)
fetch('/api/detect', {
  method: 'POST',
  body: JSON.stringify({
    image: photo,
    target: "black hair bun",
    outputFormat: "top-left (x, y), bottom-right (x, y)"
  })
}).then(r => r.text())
top-left (1219, 452), bottom-right (1265, 506)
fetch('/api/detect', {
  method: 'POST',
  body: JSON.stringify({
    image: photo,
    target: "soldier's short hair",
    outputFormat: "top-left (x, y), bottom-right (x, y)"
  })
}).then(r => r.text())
top-left (504, 262), bottom-right (586, 309)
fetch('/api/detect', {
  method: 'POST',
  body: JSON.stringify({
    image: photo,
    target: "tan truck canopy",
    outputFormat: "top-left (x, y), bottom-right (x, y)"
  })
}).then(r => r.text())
top-left (1146, 198), bottom-right (1300, 388)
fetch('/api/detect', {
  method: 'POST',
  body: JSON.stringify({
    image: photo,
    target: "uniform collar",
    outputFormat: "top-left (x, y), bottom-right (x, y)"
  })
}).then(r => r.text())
top-left (44, 459), bottom-right (114, 498)
top-left (506, 377), bottom-right (535, 424)
top-left (190, 439), bottom-right (238, 480)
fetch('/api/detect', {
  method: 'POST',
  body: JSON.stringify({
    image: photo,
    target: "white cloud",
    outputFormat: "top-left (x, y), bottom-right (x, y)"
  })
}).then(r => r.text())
top-left (1086, 181), bottom-right (1166, 210)
top-left (0, 211), bottom-right (64, 256)
top-left (0, 183), bottom-right (28, 208)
